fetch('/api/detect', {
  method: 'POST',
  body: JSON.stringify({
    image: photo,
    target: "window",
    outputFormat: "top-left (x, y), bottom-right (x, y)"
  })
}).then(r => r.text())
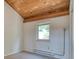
top-left (37, 24), bottom-right (50, 40)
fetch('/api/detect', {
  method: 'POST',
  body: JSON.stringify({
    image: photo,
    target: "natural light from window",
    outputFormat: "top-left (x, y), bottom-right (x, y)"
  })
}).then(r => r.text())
top-left (38, 24), bottom-right (49, 40)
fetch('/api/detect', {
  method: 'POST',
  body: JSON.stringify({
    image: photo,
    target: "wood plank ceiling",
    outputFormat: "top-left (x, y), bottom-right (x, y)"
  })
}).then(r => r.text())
top-left (5, 0), bottom-right (69, 22)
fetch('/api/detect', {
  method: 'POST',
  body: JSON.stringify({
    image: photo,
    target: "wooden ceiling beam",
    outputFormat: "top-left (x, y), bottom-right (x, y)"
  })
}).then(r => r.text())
top-left (23, 10), bottom-right (69, 23)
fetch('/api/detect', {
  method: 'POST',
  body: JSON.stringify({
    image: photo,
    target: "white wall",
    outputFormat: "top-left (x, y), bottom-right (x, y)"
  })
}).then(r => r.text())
top-left (23, 15), bottom-right (70, 59)
top-left (69, 0), bottom-right (74, 59)
top-left (4, 2), bottom-right (23, 56)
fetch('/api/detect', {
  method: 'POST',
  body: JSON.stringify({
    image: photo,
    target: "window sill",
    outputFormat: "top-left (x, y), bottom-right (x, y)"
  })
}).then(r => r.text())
top-left (36, 39), bottom-right (49, 41)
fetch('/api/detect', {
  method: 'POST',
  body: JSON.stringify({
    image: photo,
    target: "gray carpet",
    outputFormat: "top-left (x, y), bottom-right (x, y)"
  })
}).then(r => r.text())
top-left (5, 52), bottom-right (58, 59)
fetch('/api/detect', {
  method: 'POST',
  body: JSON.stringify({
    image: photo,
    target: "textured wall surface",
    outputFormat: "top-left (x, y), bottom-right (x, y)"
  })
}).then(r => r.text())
top-left (4, 2), bottom-right (23, 56)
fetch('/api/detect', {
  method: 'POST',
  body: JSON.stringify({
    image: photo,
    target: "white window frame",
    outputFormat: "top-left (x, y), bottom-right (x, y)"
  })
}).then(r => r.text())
top-left (36, 23), bottom-right (50, 41)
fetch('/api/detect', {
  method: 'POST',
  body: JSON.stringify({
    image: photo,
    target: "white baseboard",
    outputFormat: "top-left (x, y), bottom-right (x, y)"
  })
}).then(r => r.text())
top-left (4, 50), bottom-right (21, 56)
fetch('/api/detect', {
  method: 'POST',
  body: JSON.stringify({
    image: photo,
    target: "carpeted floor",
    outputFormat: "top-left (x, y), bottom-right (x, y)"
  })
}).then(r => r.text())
top-left (4, 52), bottom-right (58, 59)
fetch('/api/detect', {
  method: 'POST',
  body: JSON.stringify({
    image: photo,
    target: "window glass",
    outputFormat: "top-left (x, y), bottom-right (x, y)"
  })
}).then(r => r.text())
top-left (38, 24), bottom-right (49, 40)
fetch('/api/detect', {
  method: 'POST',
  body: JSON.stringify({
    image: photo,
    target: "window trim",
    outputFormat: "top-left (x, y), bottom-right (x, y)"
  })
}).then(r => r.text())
top-left (36, 23), bottom-right (50, 41)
